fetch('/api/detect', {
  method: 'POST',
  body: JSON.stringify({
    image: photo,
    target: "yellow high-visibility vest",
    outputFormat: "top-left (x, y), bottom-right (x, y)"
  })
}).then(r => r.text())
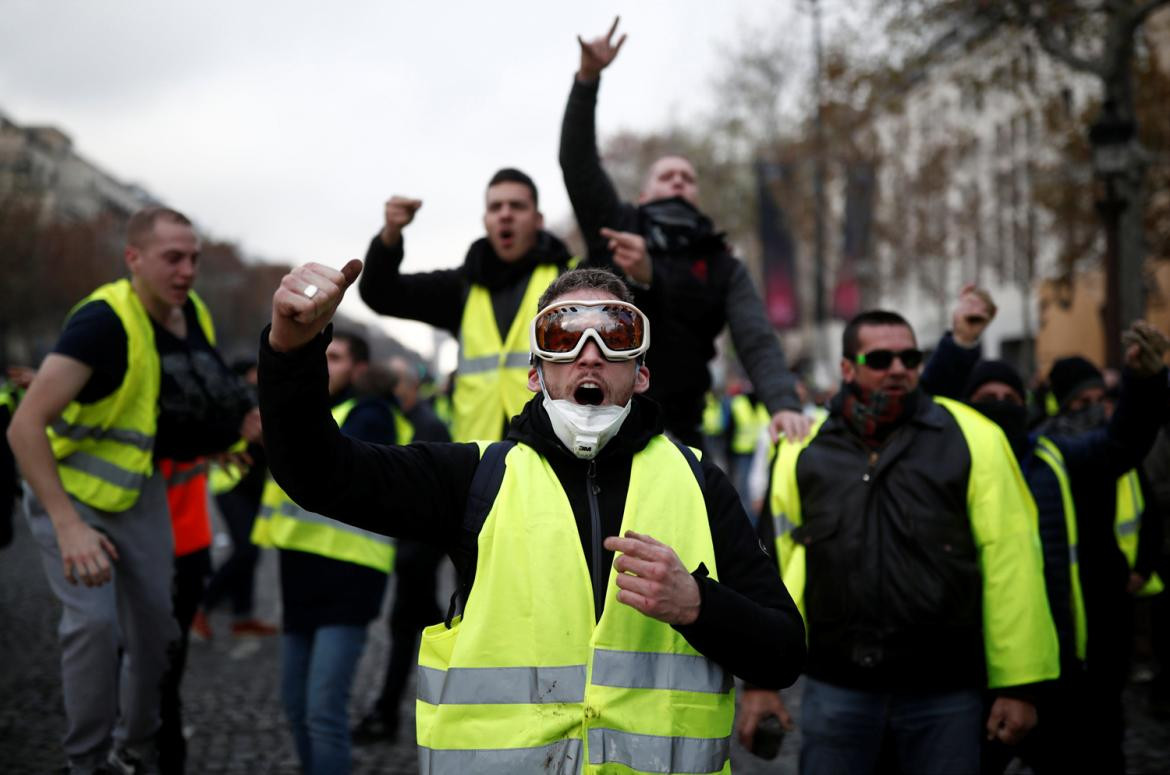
top-left (769, 398), bottom-right (1059, 689)
top-left (1116, 470), bottom-right (1164, 597)
top-left (417, 436), bottom-right (734, 774)
top-left (1033, 436), bottom-right (1089, 661)
top-left (251, 399), bottom-right (411, 573)
top-left (729, 394), bottom-right (769, 455)
top-left (451, 264), bottom-right (560, 442)
top-left (701, 392), bottom-right (724, 437)
top-left (48, 281), bottom-right (214, 511)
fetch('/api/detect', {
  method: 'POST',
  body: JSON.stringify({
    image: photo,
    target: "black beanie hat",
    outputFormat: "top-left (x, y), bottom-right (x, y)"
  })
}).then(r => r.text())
top-left (1049, 356), bottom-right (1104, 409)
top-left (962, 359), bottom-right (1026, 402)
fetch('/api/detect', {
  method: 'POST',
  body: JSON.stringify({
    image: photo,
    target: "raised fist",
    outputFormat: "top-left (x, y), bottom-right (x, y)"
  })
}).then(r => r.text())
top-left (381, 196), bottom-right (423, 247)
top-left (952, 283), bottom-right (997, 347)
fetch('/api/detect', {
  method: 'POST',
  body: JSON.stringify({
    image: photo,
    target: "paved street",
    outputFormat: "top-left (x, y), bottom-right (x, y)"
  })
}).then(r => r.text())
top-left (2, 505), bottom-right (1167, 774)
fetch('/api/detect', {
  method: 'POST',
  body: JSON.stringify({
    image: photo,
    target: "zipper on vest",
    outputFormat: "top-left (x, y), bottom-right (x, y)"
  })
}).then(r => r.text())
top-left (587, 459), bottom-right (604, 619)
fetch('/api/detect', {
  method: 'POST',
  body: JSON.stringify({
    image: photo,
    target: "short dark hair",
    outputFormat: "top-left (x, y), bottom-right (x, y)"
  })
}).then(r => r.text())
top-left (332, 330), bottom-right (370, 365)
top-left (537, 268), bottom-right (633, 311)
top-left (841, 310), bottom-right (916, 359)
top-left (487, 168), bottom-right (538, 207)
top-left (126, 206), bottom-right (192, 248)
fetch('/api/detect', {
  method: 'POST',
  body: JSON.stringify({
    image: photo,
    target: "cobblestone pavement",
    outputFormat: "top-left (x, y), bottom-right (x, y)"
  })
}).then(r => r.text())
top-left (3, 506), bottom-right (1168, 774)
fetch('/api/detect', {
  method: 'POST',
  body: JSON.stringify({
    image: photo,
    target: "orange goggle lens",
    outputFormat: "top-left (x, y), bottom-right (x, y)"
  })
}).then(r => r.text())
top-left (531, 302), bottom-right (648, 361)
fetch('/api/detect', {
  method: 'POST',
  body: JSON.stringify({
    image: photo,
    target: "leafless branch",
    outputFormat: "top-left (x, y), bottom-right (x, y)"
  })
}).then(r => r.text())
top-left (1129, 0), bottom-right (1170, 32)
top-left (1036, 23), bottom-right (1108, 75)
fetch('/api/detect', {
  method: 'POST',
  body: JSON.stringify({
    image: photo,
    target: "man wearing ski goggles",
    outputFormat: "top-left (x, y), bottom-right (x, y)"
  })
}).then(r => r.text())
top-left (529, 299), bottom-right (650, 364)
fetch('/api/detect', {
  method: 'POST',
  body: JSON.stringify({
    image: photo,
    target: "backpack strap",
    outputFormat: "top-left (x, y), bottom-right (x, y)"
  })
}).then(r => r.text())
top-left (444, 440), bottom-right (516, 628)
top-left (670, 439), bottom-right (705, 489)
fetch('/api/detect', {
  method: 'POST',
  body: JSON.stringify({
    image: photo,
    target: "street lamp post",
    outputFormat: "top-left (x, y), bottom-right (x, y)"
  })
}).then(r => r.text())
top-left (1089, 104), bottom-right (1136, 367)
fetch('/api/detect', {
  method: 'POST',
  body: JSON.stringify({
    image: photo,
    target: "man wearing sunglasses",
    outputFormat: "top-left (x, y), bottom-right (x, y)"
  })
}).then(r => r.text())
top-left (260, 263), bottom-right (806, 773)
top-left (357, 168), bottom-right (576, 444)
top-left (740, 309), bottom-right (1060, 775)
top-left (560, 18), bottom-right (809, 449)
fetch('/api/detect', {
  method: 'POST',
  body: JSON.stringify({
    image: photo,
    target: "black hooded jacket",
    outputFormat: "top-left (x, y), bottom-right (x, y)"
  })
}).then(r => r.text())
top-left (259, 327), bottom-right (806, 688)
top-left (560, 77), bottom-right (800, 436)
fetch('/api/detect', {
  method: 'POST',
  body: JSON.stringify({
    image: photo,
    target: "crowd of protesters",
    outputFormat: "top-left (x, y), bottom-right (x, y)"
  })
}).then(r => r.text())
top-left (2, 15), bottom-right (1169, 775)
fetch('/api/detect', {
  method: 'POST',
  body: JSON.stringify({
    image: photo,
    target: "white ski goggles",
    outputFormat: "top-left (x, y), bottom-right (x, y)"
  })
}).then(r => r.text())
top-left (529, 299), bottom-right (650, 363)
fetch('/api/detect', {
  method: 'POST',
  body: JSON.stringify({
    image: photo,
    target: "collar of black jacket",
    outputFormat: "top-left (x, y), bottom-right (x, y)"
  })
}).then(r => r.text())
top-left (636, 196), bottom-right (728, 257)
top-left (463, 230), bottom-right (572, 291)
top-left (507, 392), bottom-right (665, 463)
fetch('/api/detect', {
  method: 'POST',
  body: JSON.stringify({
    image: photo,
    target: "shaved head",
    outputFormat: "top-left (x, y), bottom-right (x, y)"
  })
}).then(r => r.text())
top-left (640, 156), bottom-right (698, 206)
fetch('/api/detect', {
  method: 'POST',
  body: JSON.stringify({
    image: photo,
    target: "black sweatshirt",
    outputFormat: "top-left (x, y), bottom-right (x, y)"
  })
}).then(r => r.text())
top-left (259, 327), bottom-right (806, 689)
top-left (358, 231), bottom-right (574, 339)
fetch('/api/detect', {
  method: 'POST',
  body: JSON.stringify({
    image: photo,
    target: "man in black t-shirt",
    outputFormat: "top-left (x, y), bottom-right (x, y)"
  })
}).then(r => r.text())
top-left (7, 207), bottom-right (243, 775)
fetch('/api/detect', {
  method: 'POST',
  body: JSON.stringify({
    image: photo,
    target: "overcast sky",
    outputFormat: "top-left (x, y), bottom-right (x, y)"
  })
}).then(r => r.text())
top-left (1, 1), bottom-right (834, 358)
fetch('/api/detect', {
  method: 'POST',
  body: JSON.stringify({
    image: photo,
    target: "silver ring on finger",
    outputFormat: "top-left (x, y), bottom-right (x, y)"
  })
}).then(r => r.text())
top-left (303, 283), bottom-right (320, 300)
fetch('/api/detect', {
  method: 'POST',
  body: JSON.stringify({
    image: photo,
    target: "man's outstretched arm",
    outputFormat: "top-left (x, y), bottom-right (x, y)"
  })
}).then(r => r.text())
top-left (722, 261), bottom-right (807, 440)
top-left (560, 17), bottom-right (636, 263)
top-left (262, 260), bottom-right (479, 545)
top-left (357, 196), bottom-right (465, 335)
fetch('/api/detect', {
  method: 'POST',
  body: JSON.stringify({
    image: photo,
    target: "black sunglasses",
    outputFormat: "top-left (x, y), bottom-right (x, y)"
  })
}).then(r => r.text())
top-left (855, 348), bottom-right (924, 370)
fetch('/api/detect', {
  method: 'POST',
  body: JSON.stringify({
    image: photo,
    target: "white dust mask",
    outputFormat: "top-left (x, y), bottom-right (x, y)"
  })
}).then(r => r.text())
top-left (538, 367), bottom-right (631, 459)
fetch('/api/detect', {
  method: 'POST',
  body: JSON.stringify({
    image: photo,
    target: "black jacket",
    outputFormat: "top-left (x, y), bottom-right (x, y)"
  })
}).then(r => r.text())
top-left (279, 390), bottom-right (399, 632)
top-left (358, 231), bottom-right (574, 340)
top-left (259, 327), bottom-right (806, 689)
top-left (760, 392), bottom-right (1032, 692)
top-left (559, 77), bottom-right (799, 438)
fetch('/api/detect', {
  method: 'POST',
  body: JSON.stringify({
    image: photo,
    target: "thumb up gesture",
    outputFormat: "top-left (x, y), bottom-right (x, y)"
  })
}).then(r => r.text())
top-left (269, 259), bottom-right (363, 352)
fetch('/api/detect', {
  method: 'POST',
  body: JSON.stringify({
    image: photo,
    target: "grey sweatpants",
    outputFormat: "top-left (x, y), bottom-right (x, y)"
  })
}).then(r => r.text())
top-left (25, 471), bottom-right (178, 768)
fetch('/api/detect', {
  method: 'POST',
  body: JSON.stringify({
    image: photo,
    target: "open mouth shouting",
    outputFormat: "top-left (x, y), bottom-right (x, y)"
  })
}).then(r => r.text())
top-left (573, 381), bottom-right (605, 406)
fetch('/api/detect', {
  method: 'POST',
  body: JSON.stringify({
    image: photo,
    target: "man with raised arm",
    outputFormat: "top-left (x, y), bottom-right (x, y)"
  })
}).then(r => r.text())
top-left (260, 261), bottom-right (806, 772)
top-left (358, 169), bottom-right (575, 442)
top-left (560, 17), bottom-right (809, 448)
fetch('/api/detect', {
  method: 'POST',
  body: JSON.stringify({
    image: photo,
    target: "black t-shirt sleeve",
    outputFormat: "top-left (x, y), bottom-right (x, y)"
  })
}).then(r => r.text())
top-left (53, 301), bottom-right (128, 404)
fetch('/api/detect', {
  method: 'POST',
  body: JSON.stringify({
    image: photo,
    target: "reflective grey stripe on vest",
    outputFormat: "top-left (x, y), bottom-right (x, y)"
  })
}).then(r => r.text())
top-left (773, 512), bottom-right (797, 537)
top-left (417, 664), bottom-right (586, 705)
top-left (277, 502), bottom-right (394, 546)
top-left (51, 419), bottom-right (153, 451)
top-left (457, 351), bottom-right (531, 375)
top-left (1116, 519), bottom-right (1139, 536)
top-left (592, 649), bottom-right (732, 694)
top-left (588, 728), bottom-right (729, 774)
top-left (1069, 544), bottom-right (1079, 564)
top-left (502, 351), bottom-right (531, 369)
top-left (419, 739), bottom-right (582, 775)
top-left (59, 451), bottom-right (147, 491)
top-left (164, 461), bottom-right (209, 486)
